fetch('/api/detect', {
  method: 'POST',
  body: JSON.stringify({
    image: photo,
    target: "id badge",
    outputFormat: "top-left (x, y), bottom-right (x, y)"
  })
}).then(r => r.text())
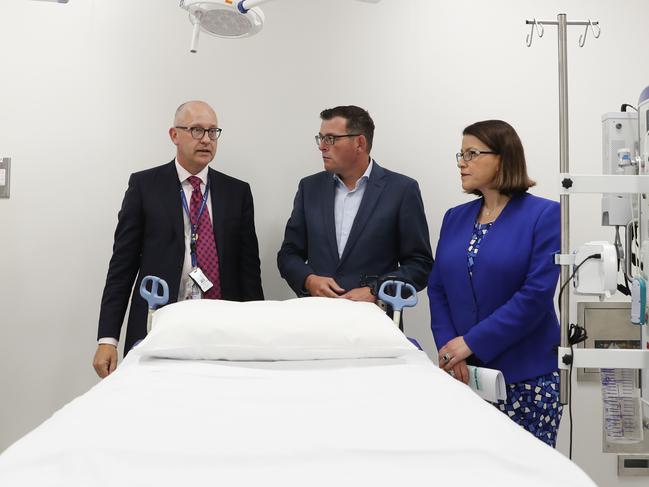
top-left (189, 267), bottom-right (214, 293)
top-left (187, 281), bottom-right (202, 300)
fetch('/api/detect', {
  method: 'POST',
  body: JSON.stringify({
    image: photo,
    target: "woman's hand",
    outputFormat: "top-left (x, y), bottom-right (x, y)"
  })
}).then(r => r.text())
top-left (445, 359), bottom-right (469, 384)
top-left (438, 336), bottom-right (473, 383)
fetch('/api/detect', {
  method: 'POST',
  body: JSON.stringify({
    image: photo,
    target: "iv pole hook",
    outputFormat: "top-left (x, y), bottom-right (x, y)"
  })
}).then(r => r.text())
top-left (578, 19), bottom-right (600, 47)
top-left (526, 19), bottom-right (544, 47)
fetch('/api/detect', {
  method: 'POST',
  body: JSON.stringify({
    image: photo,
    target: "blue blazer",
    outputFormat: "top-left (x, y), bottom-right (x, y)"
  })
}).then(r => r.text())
top-left (427, 193), bottom-right (560, 383)
top-left (277, 161), bottom-right (433, 295)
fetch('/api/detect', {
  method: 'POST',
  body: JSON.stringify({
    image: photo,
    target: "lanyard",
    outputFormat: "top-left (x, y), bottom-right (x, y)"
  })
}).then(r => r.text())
top-left (180, 180), bottom-right (210, 268)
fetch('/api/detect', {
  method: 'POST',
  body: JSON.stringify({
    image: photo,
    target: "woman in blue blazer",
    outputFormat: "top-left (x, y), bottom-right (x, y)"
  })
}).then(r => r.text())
top-left (428, 120), bottom-right (562, 447)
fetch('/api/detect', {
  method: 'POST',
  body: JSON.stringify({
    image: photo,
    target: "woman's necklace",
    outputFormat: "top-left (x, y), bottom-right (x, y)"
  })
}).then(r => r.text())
top-left (482, 200), bottom-right (507, 219)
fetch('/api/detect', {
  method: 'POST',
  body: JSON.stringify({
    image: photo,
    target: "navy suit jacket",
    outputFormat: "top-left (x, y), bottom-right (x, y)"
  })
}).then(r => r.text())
top-left (277, 161), bottom-right (433, 295)
top-left (98, 161), bottom-right (264, 353)
top-left (427, 193), bottom-right (560, 383)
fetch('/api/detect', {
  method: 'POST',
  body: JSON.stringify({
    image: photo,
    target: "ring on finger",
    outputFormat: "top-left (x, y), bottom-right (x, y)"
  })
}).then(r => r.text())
top-left (443, 352), bottom-right (452, 363)
top-left (448, 370), bottom-right (456, 378)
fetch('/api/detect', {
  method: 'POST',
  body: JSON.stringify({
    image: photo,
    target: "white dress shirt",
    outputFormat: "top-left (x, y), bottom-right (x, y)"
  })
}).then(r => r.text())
top-left (175, 160), bottom-right (214, 302)
top-left (333, 159), bottom-right (373, 257)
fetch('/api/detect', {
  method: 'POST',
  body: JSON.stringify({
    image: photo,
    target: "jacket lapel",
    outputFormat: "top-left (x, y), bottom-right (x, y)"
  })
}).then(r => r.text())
top-left (208, 168), bottom-right (226, 258)
top-left (467, 193), bottom-right (521, 275)
top-left (337, 161), bottom-right (386, 268)
top-left (321, 175), bottom-right (339, 263)
top-left (159, 160), bottom-right (184, 241)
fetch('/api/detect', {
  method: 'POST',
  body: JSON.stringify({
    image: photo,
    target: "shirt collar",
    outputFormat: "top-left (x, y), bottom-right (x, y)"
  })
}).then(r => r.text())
top-left (333, 158), bottom-right (373, 188)
top-left (175, 159), bottom-right (209, 186)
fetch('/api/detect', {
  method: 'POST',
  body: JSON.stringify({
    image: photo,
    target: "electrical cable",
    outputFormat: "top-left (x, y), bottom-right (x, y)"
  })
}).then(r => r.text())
top-left (557, 254), bottom-right (598, 459)
top-left (614, 226), bottom-right (631, 296)
top-left (558, 253), bottom-right (601, 315)
top-left (567, 323), bottom-right (588, 460)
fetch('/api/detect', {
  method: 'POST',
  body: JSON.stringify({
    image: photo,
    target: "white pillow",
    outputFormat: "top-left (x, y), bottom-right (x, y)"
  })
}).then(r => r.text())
top-left (134, 297), bottom-right (416, 361)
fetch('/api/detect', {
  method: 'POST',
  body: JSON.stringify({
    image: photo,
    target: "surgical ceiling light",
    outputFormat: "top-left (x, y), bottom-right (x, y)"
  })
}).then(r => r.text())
top-left (180, 0), bottom-right (381, 53)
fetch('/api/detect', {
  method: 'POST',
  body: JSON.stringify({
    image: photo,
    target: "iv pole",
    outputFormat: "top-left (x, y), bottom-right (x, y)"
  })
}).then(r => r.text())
top-left (525, 13), bottom-right (600, 404)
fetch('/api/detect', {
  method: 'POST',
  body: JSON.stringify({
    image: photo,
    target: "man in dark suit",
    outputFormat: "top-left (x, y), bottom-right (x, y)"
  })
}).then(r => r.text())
top-left (277, 105), bottom-right (432, 304)
top-left (93, 100), bottom-right (263, 378)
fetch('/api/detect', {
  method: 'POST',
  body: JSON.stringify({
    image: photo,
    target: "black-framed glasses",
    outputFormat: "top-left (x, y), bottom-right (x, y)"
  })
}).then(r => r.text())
top-left (175, 126), bottom-right (222, 141)
top-left (315, 133), bottom-right (361, 146)
top-left (456, 149), bottom-right (497, 163)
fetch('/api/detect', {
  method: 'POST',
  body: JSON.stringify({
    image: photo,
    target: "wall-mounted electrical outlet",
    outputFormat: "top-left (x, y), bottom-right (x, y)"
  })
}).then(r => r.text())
top-left (0, 158), bottom-right (11, 198)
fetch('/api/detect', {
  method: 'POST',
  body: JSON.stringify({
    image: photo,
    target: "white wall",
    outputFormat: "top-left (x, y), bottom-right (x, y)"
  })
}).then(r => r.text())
top-left (0, 0), bottom-right (648, 484)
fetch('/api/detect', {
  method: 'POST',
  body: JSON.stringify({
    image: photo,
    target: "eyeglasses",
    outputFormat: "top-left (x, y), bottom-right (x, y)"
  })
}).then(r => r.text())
top-left (456, 149), bottom-right (497, 163)
top-left (315, 133), bottom-right (361, 146)
top-left (175, 126), bottom-right (222, 141)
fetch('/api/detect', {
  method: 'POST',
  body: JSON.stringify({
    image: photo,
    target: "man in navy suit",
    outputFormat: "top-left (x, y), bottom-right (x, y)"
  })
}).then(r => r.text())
top-left (277, 105), bottom-right (432, 303)
top-left (93, 100), bottom-right (263, 378)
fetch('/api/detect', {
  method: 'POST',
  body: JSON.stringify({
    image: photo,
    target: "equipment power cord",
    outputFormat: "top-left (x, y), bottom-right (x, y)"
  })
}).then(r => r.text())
top-left (557, 253), bottom-right (601, 315)
top-left (557, 253), bottom-right (598, 459)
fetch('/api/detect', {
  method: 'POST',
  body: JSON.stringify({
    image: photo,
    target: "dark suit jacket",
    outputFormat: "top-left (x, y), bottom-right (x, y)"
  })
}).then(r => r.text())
top-left (277, 161), bottom-right (433, 295)
top-left (98, 160), bottom-right (264, 353)
top-left (427, 193), bottom-right (560, 383)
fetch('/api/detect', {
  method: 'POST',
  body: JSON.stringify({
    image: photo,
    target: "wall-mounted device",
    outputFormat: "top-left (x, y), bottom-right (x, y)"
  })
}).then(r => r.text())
top-left (0, 158), bottom-right (11, 199)
top-left (573, 241), bottom-right (618, 298)
top-left (601, 112), bottom-right (638, 226)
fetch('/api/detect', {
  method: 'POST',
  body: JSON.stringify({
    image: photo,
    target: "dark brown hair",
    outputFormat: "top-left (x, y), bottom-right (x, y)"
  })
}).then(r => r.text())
top-left (320, 105), bottom-right (375, 153)
top-left (463, 120), bottom-right (535, 196)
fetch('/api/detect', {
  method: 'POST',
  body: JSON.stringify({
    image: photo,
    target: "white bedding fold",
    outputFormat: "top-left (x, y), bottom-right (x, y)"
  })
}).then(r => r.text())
top-left (0, 351), bottom-right (595, 487)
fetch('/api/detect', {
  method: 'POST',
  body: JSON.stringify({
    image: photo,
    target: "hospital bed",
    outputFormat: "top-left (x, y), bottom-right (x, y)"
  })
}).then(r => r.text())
top-left (0, 297), bottom-right (595, 486)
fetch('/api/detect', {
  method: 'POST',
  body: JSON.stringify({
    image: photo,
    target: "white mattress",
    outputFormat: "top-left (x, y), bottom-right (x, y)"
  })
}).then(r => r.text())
top-left (0, 351), bottom-right (595, 486)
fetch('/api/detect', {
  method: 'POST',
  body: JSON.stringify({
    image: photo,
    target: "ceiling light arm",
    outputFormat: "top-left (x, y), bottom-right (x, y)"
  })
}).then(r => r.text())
top-left (190, 10), bottom-right (203, 53)
top-left (235, 0), bottom-right (276, 14)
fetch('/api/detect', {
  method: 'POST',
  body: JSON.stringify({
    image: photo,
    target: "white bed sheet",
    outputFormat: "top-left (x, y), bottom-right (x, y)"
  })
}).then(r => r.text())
top-left (0, 351), bottom-right (595, 486)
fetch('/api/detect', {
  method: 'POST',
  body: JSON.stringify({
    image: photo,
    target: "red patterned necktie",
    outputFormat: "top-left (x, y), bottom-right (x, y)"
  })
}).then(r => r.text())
top-left (188, 176), bottom-right (222, 299)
